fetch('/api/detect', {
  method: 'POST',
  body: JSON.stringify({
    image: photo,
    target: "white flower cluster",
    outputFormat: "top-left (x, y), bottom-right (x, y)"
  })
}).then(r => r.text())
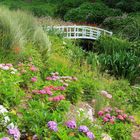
top-left (0, 64), bottom-right (17, 74)
top-left (0, 105), bottom-right (15, 129)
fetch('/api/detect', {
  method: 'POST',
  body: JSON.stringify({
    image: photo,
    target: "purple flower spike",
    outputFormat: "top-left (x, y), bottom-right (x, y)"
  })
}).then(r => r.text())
top-left (66, 120), bottom-right (76, 129)
top-left (78, 126), bottom-right (89, 133)
top-left (86, 131), bottom-right (95, 140)
top-left (47, 121), bottom-right (58, 132)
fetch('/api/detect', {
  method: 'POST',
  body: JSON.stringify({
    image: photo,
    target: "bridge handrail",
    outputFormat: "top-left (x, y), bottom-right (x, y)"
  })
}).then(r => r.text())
top-left (45, 25), bottom-right (112, 40)
top-left (46, 25), bottom-right (112, 35)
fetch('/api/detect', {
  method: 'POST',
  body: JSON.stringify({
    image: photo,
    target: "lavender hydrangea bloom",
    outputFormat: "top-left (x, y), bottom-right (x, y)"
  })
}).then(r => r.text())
top-left (86, 131), bottom-right (95, 140)
top-left (66, 120), bottom-right (76, 129)
top-left (78, 126), bottom-right (89, 133)
top-left (8, 128), bottom-right (20, 140)
top-left (47, 121), bottom-right (58, 132)
top-left (1, 137), bottom-right (10, 140)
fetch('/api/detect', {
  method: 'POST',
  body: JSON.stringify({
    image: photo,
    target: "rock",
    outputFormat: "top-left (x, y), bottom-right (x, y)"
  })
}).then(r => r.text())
top-left (66, 102), bottom-right (95, 122)
top-left (102, 133), bottom-right (112, 140)
top-left (132, 131), bottom-right (140, 140)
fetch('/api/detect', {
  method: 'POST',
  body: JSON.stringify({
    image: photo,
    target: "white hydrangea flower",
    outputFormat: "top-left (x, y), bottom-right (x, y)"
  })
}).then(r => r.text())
top-left (0, 105), bottom-right (8, 114)
top-left (7, 122), bottom-right (15, 129)
top-left (11, 71), bottom-right (16, 74)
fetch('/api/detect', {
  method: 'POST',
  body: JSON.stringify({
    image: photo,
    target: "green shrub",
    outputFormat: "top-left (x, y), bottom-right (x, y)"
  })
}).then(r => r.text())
top-left (56, 0), bottom-right (88, 18)
top-left (103, 0), bottom-right (140, 12)
top-left (64, 2), bottom-right (122, 24)
top-left (0, 67), bottom-right (24, 108)
top-left (103, 122), bottom-right (132, 140)
top-left (95, 36), bottom-right (140, 82)
top-left (103, 15), bottom-right (140, 41)
top-left (96, 36), bottom-right (131, 54)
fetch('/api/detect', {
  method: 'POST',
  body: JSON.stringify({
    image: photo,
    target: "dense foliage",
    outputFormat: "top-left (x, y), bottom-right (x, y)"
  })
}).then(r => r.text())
top-left (64, 2), bottom-right (122, 24)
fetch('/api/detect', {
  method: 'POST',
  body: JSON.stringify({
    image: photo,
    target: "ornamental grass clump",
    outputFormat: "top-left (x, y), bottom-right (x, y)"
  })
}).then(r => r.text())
top-left (0, 6), bottom-right (51, 57)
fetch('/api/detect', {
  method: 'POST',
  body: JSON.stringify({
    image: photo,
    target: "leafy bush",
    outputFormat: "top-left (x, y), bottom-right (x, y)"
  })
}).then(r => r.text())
top-left (103, 122), bottom-right (132, 140)
top-left (103, 14), bottom-right (140, 41)
top-left (0, 64), bottom-right (24, 108)
top-left (64, 2), bottom-right (122, 24)
top-left (103, 0), bottom-right (140, 12)
top-left (56, 0), bottom-right (88, 18)
top-left (95, 36), bottom-right (140, 82)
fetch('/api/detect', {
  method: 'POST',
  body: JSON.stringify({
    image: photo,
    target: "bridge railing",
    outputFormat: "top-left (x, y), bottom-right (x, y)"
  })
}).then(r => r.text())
top-left (45, 25), bottom-right (112, 40)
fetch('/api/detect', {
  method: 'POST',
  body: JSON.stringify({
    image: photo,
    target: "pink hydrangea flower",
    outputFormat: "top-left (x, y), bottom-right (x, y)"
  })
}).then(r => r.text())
top-left (98, 111), bottom-right (104, 116)
top-left (105, 114), bottom-right (112, 119)
top-left (53, 96), bottom-right (60, 101)
top-left (122, 114), bottom-right (127, 119)
top-left (115, 108), bottom-right (123, 114)
top-left (31, 77), bottom-right (37, 82)
top-left (59, 86), bottom-right (66, 91)
top-left (44, 88), bottom-right (53, 95)
top-left (6, 64), bottom-right (13, 67)
top-left (117, 115), bottom-right (124, 121)
top-left (30, 66), bottom-right (38, 72)
top-left (59, 95), bottom-right (65, 100)
top-left (110, 118), bottom-right (115, 124)
top-left (46, 77), bottom-right (53, 80)
top-left (103, 117), bottom-right (109, 122)
top-left (39, 90), bottom-right (46, 94)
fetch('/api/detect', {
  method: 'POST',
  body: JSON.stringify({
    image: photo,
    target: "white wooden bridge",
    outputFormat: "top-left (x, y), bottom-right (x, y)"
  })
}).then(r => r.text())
top-left (45, 25), bottom-right (112, 40)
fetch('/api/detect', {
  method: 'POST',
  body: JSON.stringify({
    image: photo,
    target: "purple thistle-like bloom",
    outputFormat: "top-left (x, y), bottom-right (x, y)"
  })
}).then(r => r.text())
top-left (66, 120), bottom-right (76, 129)
top-left (8, 128), bottom-right (20, 140)
top-left (86, 131), bottom-right (95, 140)
top-left (78, 126), bottom-right (89, 133)
top-left (1, 137), bottom-right (10, 140)
top-left (47, 121), bottom-right (58, 132)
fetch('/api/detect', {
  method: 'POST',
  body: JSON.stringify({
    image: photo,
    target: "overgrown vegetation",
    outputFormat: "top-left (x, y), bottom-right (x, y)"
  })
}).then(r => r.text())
top-left (0, 1), bottom-right (140, 140)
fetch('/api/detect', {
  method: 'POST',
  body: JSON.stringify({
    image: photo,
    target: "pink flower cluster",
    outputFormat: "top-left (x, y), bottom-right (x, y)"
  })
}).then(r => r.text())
top-left (0, 64), bottom-right (13, 70)
top-left (101, 90), bottom-right (112, 99)
top-left (29, 65), bottom-right (38, 72)
top-left (32, 85), bottom-right (66, 95)
top-left (46, 72), bottom-right (77, 86)
top-left (0, 64), bottom-right (17, 74)
top-left (98, 107), bottom-right (134, 124)
top-left (32, 88), bottom-right (53, 96)
top-left (48, 95), bottom-right (65, 102)
top-left (47, 85), bottom-right (66, 91)
top-left (46, 72), bottom-right (60, 81)
top-left (31, 77), bottom-right (37, 82)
